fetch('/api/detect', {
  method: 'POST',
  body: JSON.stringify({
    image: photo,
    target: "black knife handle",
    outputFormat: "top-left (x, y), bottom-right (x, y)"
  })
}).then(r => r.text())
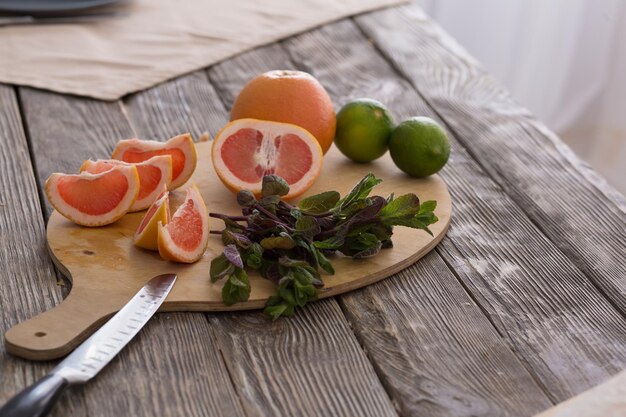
top-left (0, 373), bottom-right (68, 417)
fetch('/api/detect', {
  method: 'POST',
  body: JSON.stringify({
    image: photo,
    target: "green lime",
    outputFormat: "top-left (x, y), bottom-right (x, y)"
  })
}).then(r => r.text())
top-left (334, 98), bottom-right (394, 163)
top-left (389, 117), bottom-right (450, 177)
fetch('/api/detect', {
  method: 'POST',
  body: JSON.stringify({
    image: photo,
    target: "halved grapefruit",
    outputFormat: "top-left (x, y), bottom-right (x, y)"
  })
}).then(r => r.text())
top-left (111, 133), bottom-right (196, 190)
top-left (80, 155), bottom-right (172, 212)
top-left (211, 118), bottom-right (323, 199)
top-left (134, 186), bottom-right (170, 250)
top-left (45, 165), bottom-right (140, 227)
top-left (157, 184), bottom-right (209, 263)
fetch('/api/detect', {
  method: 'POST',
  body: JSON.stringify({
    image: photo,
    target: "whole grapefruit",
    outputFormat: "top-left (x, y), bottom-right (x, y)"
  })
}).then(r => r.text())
top-left (230, 70), bottom-right (336, 154)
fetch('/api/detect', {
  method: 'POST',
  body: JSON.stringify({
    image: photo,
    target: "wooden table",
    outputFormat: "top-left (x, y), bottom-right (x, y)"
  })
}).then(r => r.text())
top-left (1, 4), bottom-right (625, 416)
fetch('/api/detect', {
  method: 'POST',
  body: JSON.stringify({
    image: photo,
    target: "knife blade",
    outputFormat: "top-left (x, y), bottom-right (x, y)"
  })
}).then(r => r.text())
top-left (0, 273), bottom-right (177, 417)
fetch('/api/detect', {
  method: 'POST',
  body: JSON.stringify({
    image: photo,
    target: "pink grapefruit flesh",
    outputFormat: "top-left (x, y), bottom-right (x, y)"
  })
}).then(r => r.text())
top-left (157, 184), bottom-right (209, 263)
top-left (212, 118), bottom-right (323, 199)
top-left (111, 133), bottom-right (197, 190)
top-left (45, 165), bottom-right (140, 227)
top-left (80, 155), bottom-right (172, 211)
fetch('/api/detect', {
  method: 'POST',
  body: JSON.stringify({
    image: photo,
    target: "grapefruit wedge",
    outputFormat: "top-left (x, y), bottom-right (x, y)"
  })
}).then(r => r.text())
top-left (157, 184), bottom-right (209, 263)
top-left (45, 165), bottom-right (140, 227)
top-left (80, 155), bottom-right (172, 212)
top-left (111, 133), bottom-right (197, 190)
top-left (134, 186), bottom-right (170, 250)
top-left (212, 118), bottom-right (323, 199)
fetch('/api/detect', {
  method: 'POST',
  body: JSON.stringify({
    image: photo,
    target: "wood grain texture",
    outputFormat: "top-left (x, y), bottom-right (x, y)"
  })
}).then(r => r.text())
top-left (124, 70), bottom-right (229, 141)
top-left (211, 300), bottom-right (398, 417)
top-left (355, 4), bottom-right (626, 313)
top-left (17, 87), bottom-right (245, 417)
top-left (342, 253), bottom-right (553, 417)
top-left (281, 17), bottom-right (626, 403)
top-left (208, 35), bottom-right (554, 417)
top-left (0, 85), bottom-right (87, 415)
top-left (124, 67), bottom-right (399, 417)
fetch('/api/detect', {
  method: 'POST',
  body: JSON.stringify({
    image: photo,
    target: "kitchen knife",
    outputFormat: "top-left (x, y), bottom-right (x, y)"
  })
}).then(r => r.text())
top-left (0, 273), bottom-right (177, 417)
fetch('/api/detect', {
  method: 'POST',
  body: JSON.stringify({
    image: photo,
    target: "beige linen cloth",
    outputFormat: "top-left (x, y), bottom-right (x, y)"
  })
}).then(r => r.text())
top-left (0, 0), bottom-right (403, 100)
top-left (534, 370), bottom-right (626, 417)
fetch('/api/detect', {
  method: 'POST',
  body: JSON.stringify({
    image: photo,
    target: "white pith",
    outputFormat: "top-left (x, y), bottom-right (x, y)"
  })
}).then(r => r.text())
top-left (134, 188), bottom-right (169, 240)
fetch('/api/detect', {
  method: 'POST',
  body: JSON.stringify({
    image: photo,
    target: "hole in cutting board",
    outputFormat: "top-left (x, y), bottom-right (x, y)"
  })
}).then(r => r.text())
top-left (35, 332), bottom-right (47, 337)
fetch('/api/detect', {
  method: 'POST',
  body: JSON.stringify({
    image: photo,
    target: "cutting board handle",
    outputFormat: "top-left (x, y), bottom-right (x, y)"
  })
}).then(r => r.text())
top-left (4, 286), bottom-right (118, 361)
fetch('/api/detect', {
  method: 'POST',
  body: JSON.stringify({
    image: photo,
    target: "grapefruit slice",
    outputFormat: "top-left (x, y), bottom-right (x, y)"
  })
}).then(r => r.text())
top-left (80, 155), bottom-right (173, 212)
top-left (157, 184), bottom-right (209, 263)
top-left (212, 118), bottom-right (323, 199)
top-left (111, 133), bottom-right (197, 190)
top-left (134, 186), bottom-right (170, 250)
top-left (45, 165), bottom-right (140, 227)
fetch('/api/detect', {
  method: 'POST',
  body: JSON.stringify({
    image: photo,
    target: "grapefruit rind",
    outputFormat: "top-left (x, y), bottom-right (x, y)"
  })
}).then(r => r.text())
top-left (111, 133), bottom-right (197, 190)
top-left (157, 184), bottom-right (209, 263)
top-left (45, 165), bottom-right (140, 227)
top-left (134, 187), bottom-right (170, 251)
top-left (212, 118), bottom-right (323, 200)
top-left (80, 155), bottom-right (173, 212)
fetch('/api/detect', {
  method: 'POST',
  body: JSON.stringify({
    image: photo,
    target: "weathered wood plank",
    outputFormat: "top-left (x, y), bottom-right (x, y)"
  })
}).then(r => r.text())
top-left (210, 301), bottom-right (398, 417)
top-left (0, 85), bottom-right (86, 415)
top-left (123, 67), bottom-right (398, 417)
top-left (343, 254), bottom-right (551, 417)
top-left (124, 70), bottom-right (228, 141)
top-left (18, 87), bottom-right (245, 417)
top-left (355, 5), bottom-right (626, 312)
top-left (208, 40), bottom-right (553, 416)
top-left (282, 18), bottom-right (626, 403)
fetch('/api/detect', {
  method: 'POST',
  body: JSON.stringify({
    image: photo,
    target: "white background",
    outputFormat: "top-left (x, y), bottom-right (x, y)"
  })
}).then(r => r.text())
top-left (416, 0), bottom-right (626, 195)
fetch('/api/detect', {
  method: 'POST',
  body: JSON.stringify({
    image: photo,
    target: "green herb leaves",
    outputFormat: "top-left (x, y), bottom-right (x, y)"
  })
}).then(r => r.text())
top-left (295, 216), bottom-right (321, 240)
top-left (222, 267), bottom-right (250, 305)
top-left (379, 197), bottom-right (438, 236)
top-left (209, 173), bottom-right (439, 319)
top-left (298, 191), bottom-right (340, 214)
top-left (261, 175), bottom-right (290, 197)
top-left (210, 250), bottom-right (251, 306)
top-left (335, 173), bottom-right (382, 214)
top-left (379, 194), bottom-right (438, 235)
top-left (210, 253), bottom-right (234, 282)
top-left (379, 193), bottom-right (420, 220)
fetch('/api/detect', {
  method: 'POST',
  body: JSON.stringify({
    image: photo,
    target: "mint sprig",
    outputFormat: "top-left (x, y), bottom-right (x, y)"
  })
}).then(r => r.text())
top-left (209, 173), bottom-right (438, 318)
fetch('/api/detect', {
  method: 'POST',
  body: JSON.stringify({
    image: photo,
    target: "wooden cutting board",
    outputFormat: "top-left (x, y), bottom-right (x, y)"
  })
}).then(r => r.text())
top-left (5, 141), bottom-right (451, 360)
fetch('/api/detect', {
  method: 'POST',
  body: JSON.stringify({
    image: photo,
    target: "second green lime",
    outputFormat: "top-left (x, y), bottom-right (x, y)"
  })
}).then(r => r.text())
top-left (334, 98), bottom-right (395, 163)
top-left (389, 117), bottom-right (450, 178)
